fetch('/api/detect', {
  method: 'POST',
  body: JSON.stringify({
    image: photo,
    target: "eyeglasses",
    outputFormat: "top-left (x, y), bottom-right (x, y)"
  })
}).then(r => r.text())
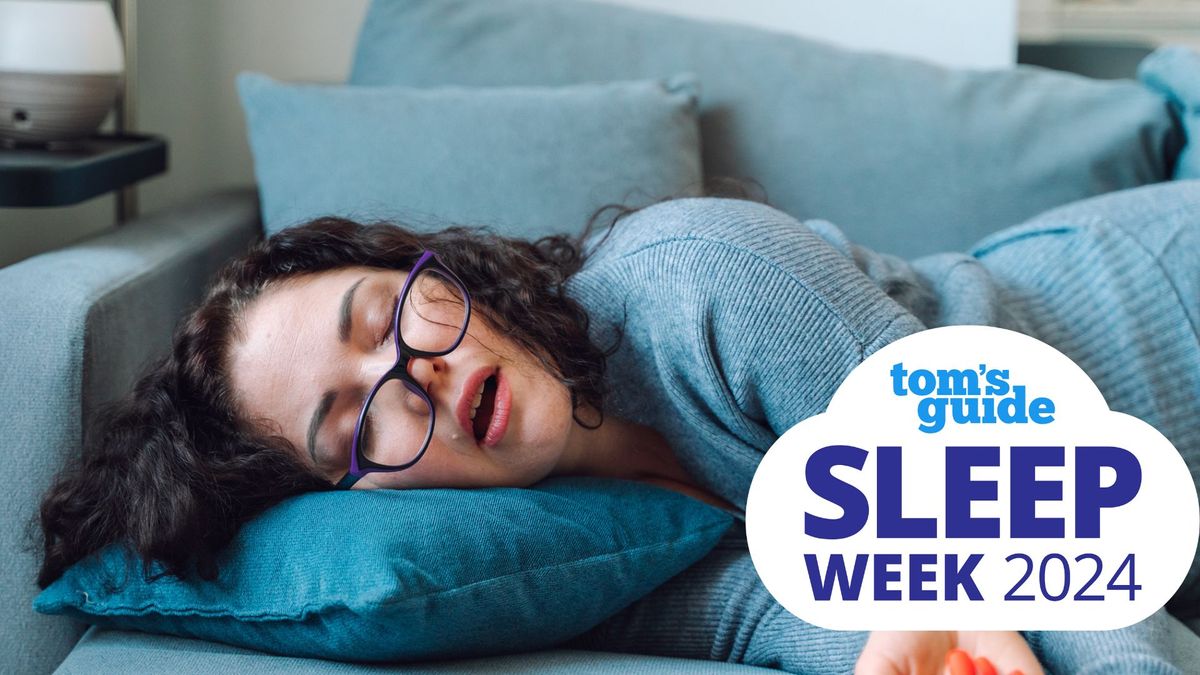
top-left (333, 250), bottom-right (472, 489)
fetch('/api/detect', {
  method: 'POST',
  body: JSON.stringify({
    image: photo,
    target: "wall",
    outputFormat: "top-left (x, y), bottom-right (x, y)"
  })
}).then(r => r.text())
top-left (0, 0), bottom-right (370, 269)
top-left (1021, 0), bottom-right (1200, 50)
top-left (603, 0), bottom-right (1016, 69)
top-left (0, 0), bottom-right (1013, 269)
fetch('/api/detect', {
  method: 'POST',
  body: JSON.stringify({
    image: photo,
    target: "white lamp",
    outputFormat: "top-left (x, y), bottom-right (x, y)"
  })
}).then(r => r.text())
top-left (0, 0), bottom-right (125, 144)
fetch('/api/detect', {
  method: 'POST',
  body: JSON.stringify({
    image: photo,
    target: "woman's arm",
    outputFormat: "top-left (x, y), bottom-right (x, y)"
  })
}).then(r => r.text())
top-left (569, 198), bottom-right (934, 518)
top-left (602, 198), bottom-right (930, 447)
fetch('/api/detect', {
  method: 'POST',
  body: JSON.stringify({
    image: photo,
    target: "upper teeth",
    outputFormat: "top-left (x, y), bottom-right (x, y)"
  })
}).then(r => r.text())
top-left (468, 378), bottom-right (487, 420)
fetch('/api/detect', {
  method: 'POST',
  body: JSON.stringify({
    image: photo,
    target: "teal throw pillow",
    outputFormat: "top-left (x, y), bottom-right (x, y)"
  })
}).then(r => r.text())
top-left (33, 476), bottom-right (734, 661)
top-left (236, 71), bottom-right (703, 239)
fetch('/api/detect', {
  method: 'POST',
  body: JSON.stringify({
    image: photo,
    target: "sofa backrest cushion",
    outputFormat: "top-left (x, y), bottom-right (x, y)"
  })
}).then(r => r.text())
top-left (349, 0), bottom-right (1183, 259)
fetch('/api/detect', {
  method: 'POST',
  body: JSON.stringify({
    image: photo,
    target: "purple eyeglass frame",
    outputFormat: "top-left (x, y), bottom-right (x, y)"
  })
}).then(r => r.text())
top-left (333, 249), bottom-right (472, 489)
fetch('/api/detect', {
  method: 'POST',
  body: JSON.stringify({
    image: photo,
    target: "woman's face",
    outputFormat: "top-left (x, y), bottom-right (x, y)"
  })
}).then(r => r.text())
top-left (228, 265), bottom-right (580, 490)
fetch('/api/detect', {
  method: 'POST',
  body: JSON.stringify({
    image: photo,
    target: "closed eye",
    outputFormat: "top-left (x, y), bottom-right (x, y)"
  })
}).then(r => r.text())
top-left (379, 295), bottom-right (399, 347)
top-left (357, 412), bottom-right (373, 458)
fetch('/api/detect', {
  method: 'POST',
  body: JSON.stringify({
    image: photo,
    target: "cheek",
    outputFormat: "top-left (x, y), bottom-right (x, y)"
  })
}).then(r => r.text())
top-left (533, 374), bottom-right (575, 431)
top-left (358, 461), bottom-right (455, 490)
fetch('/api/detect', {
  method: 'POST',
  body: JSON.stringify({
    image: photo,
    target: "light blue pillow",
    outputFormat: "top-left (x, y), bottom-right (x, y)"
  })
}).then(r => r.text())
top-left (236, 71), bottom-right (703, 238)
top-left (349, 0), bottom-right (1183, 260)
top-left (33, 476), bottom-right (734, 661)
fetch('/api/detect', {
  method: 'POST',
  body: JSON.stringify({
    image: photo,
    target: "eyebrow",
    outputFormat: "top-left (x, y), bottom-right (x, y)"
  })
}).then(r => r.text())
top-left (306, 275), bottom-right (366, 467)
top-left (338, 276), bottom-right (366, 343)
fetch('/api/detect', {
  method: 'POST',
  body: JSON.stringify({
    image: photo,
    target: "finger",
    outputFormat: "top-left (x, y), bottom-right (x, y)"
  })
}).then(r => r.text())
top-left (945, 648), bottom-right (976, 675)
top-left (974, 656), bottom-right (998, 675)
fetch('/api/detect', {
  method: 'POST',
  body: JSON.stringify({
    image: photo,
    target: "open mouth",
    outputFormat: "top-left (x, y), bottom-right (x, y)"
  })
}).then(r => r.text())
top-left (472, 374), bottom-right (499, 442)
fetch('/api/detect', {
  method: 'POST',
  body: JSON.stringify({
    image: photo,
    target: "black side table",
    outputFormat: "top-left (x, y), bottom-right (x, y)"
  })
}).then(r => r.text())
top-left (0, 132), bottom-right (168, 223)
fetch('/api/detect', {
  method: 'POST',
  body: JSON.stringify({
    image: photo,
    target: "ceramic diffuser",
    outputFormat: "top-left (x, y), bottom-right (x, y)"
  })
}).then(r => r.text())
top-left (0, 0), bottom-right (125, 144)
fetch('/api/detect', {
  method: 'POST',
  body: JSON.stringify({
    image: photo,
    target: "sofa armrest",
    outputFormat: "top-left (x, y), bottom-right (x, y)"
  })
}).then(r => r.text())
top-left (0, 187), bottom-right (262, 675)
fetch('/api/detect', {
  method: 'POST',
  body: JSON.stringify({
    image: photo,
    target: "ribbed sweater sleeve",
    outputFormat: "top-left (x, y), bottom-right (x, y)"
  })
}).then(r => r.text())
top-left (562, 198), bottom-right (927, 672)
top-left (566, 198), bottom-right (927, 514)
top-left (563, 524), bottom-right (871, 674)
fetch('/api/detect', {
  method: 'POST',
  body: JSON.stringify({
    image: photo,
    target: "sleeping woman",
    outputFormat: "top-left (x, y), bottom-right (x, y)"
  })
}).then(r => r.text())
top-left (32, 178), bottom-right (1200, 674)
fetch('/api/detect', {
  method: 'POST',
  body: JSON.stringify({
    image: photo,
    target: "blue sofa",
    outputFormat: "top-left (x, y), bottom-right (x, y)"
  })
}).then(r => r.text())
top-left (7, 1), bottom-right (1200, 672)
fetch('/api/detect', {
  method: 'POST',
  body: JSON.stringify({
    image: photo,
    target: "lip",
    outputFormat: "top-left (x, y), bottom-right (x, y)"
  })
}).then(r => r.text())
top-left (456, 365), bottom-right (497, 444)
top-left (480, 369), bottom-right (510, 448)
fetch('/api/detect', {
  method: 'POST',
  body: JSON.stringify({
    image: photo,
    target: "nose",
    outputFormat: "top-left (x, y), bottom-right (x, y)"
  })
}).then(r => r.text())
top-left (405, 354), bottom-right (445, 400)
top-left (356, 351), bottom-right (446, 412)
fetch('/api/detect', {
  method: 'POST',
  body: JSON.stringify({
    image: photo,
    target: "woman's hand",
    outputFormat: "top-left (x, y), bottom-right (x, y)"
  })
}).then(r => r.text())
top-left (855, 630), bottom-right (1044, 675)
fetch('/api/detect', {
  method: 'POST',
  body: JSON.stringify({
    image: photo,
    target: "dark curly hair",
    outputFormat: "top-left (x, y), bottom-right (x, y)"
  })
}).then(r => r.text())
top-left (29, 177), bottom-right (767, 591)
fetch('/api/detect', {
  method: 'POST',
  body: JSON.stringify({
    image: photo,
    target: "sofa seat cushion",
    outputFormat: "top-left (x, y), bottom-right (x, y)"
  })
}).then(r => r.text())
top-left (55, 626), bottom-right (780, 674)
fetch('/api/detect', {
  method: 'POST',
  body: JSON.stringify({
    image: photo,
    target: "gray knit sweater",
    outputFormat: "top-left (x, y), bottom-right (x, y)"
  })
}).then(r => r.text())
top-left (562, 185), bottom-right (1200, 674)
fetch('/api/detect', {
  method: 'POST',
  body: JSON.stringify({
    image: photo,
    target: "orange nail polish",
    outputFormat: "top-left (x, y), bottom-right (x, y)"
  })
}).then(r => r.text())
top-left (1010, 670), bottom-right (1025, 675)
top-left (974, 656), bottom-right (998, 675)
top-left (946, 648), bottom-right (975, 675)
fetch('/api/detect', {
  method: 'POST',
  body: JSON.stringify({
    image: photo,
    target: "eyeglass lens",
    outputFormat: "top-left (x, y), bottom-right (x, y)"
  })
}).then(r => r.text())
top-left (357, 266), bottom-right (469, 467)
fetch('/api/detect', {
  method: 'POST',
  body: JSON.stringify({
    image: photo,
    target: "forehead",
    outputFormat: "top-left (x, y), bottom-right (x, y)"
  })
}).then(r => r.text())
top-left (241, 266), bottom-right (372, 348)
top-left (270, 265), bottom-right (377, 300)
top-left (228, 266), bottom-right (378, 434)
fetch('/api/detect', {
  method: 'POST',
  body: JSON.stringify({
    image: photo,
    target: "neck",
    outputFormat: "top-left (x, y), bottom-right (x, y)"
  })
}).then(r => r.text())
top-left (553, 406), bottom-right (690, 485)
top-left (553, 406), bottom-right (743, 516)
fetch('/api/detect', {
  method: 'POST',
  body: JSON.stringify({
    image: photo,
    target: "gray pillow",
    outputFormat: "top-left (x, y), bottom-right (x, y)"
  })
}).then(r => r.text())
top-left (349, 0), bottom-right (1183, 258)
top-left (236, 71), bottom-right (703, 239)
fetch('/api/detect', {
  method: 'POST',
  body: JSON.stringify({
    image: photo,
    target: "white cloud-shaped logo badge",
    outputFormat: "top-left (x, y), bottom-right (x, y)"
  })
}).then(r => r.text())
top-left (745, 325), bottom-right (1198, 631)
